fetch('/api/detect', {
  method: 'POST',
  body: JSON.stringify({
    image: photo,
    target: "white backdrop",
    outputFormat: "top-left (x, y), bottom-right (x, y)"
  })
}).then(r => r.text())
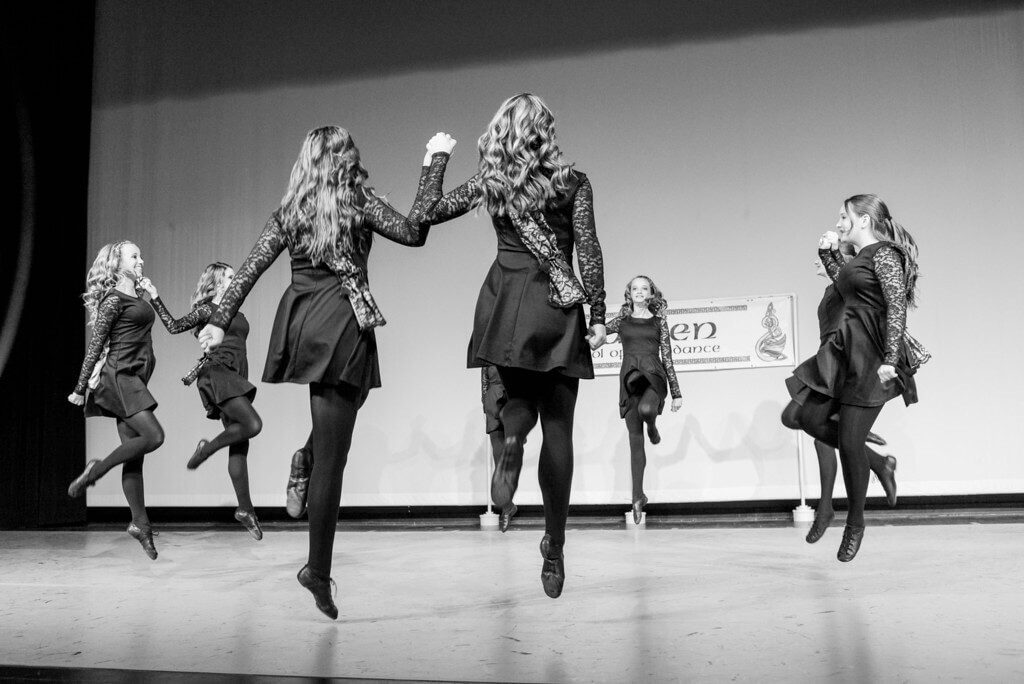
top-left (83, 2), bottom-right (1024, 507)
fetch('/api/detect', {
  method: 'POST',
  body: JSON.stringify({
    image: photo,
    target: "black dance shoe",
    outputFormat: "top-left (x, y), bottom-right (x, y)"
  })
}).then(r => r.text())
top-left (127, 522), bottom-right (158, 560)
top-left (499, 503), bottom-right (518, 533)
top-left (836, 525), bottom-right (865, 562)
top-left (234, 507), bottom-right (263, 541)
top-left (186, 439), bottom-right (210, 470)
top-left (632, 494), bottom-right (649, 525)
top-left (67, 459), bottom-right (100, 498)
top-left (286, 448), bottom-right (311, 519)
top-left (297, 565), bottom-right (338, 620)
top-left (878, 456), bottom-right (898, 508)
top-left (491, 436), bottom-right (524, 510)
top-left (647, 423), bottom-right (661, 445)
top-left (539, 534), bottom-right (565, 599)
top-left (865, 431), bottom-right (887, 446)
top-left (805, 509), bottom-right (835, 544)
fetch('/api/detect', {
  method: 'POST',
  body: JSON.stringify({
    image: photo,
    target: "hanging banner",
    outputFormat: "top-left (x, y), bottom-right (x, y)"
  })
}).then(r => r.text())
top-left (591, 293), bottom-right (797, 376)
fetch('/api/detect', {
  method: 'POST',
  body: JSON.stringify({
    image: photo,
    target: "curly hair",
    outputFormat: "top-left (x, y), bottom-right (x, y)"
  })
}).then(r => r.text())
top-left (617, 275), bottom-right (668, 319)
top-left (844, 194), bottom-right (920, 307)
top-left (475, 93), bottom-right (575, 216)
top-left (81, 241), bottom-right (131, 327)
top-left (190, 262), bottom-right (233, 309)
top-left (279, 126), bottom-right (375, 264)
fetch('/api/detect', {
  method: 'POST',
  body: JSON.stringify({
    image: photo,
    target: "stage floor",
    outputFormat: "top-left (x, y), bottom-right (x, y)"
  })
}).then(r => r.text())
top-left (2, 517), bottom-right (1023, 683)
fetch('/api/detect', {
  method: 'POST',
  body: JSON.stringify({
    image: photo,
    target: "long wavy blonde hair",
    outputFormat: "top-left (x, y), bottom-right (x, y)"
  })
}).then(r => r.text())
top-left (81, 241), bottom-right (132, 327)
top-left (475, 93), bottom-right (575, 216)
top-left (278, 126), bottom-right (374, 264)
top-left (618, 275), bottom-right (668, 319)
top-left (844, 194), bottom-right (920, 307)
top-left (190, 262), bottom-right (233, 308)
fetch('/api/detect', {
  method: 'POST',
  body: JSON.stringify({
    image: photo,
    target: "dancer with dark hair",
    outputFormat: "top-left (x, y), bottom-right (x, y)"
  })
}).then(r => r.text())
top-left (785, 194), bottom-right (922, 562)
top-left (482, 365), bottom-right (518, 532)
top-left (604, 275), bottom-right (682, 524)
top-left (67, 241), bottom-right (164, 560)
top-left (199, 126), bottom-right (454, 619)
top-left (142, 262), bottom-right (264, 540)
top-left (781, 246), bottom-right (898, 545)
top-left (422, 93), bottom-right (607, 598)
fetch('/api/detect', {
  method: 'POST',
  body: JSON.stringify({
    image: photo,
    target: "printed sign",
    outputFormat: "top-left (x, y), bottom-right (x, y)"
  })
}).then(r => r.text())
top-left (591, 294), bottom-right (797, 376)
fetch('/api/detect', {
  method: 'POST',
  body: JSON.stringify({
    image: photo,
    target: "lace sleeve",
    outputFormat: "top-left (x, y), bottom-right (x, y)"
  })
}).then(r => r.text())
top-left (874, 245), bottom-right (908, 366)
top-left (605, 315), bottom-right (622, 335)
top-left (422, 175), bottom-right (481, 226)
top-left (151, 298), bottom-right (213, 335)
top-left (658, 316), bottom-right (682, 399)
top-left (210, 214), bottom-right (288, 329)
top-left (74, 295), bottom-right (120, 394)
top-left (572, 178), bottom-right (606, 325)
top-left (819, 248), bottom-right (843, 282)
top-left (364, 152), bottom-right (449, 246)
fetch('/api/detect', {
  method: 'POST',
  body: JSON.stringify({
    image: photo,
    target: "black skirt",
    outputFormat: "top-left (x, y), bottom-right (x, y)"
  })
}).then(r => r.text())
top-left (467, 248), bottom-right (593, 379)
top-left (263, 259), bottom-right (380, 408)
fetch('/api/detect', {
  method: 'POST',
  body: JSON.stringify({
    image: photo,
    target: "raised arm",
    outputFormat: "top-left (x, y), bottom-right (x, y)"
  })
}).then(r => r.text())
top-left (151, 297), bottom-right (214, 335)
top-left (364, 152), bottom-right (450, 246)
top-left (571, 178), bottom-right (606, 327)
top-left (874, 244), bottom-right (908, 367)
top-left (421, 174), bottom-right (481, 226)
top-left (72, 295), bottom-right (120, 396)
top-left (657, 316), bottom-right (682, 400)
top-left (209, 214), bottom-right (288, 330)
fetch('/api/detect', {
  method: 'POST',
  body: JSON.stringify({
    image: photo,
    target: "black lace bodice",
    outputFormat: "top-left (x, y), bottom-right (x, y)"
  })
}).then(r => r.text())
top-left (606, 314), bottom-right (682, 399)
top-left (210, 153), bottom-right (449, 330)
top-left (423, 172), bottom-right (607, 325)
top-left (820, 243), bottom-right (908, 365)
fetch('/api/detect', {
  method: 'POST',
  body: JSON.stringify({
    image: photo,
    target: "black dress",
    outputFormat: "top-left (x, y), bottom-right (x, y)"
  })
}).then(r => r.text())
top-left (424, 170), bottom-right (606, 378)
top-left (75, 288), bottom-right (157, 419)
top-left (151, 298), bottom-right (256, 419)
top-left (606, 315), bottom-right (682, 418)
top-left (210, 154), bottom-right (449, 408)
top-left (787, 241), bottom-right (917, 408)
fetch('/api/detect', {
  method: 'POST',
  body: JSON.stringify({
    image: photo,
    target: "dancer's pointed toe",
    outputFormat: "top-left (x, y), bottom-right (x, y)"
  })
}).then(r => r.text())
top-left (297, 565), bottom-right (338, 620)
top-left (805, 509), bottom-right (835, 544)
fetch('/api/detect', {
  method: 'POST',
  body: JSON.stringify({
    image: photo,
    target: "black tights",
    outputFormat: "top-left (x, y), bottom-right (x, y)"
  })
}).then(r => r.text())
top-left (786, 394), bottom-right (883, 528)
top-left (199, 396), bottom-right (263, 511)
top-left (623, 377), bottom-right (660, 501)
top-left (93, 410), bottom-right (164, 527)
top-left (496, 367), bottom-right (579, 550)
top-left (306, 382), bottom-right (360, 576)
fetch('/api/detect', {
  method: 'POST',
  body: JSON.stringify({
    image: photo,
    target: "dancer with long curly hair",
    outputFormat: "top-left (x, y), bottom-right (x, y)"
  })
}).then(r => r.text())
top-left (142, 262), bottom-right (264, 540)
top-left (199, 126), bottom-right (454, 619)
top-left (422, 93), bottom-right (607, 599)
top-left (68, 241), bottom-right (164, 560)
top-left (785, 194), bottom-right (921, 562)
top-left (604, 275), bottom-right (682, 524)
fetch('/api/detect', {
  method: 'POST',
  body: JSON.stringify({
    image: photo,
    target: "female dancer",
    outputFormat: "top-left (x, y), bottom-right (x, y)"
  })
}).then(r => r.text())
top-left (785, 194), bottom-right (920, 562)
top-left (482, 364), bottom-right (518, 532)
top-left (421, 93), bottom-right (607, 599)
top-left (604, 275), bottom-right (682, 524)
top-left (781, 247), bottom-right (898, 545)
top-left (198, 126), bottom-right (454, 619)
top-left (143, 263), bottom-right (264, 540)
top-left (67, 241), bottom-right (164, 560)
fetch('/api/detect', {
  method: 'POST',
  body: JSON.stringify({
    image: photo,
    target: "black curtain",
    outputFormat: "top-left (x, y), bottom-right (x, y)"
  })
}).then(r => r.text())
top-left (0, 3), bottom-right (95, 528)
